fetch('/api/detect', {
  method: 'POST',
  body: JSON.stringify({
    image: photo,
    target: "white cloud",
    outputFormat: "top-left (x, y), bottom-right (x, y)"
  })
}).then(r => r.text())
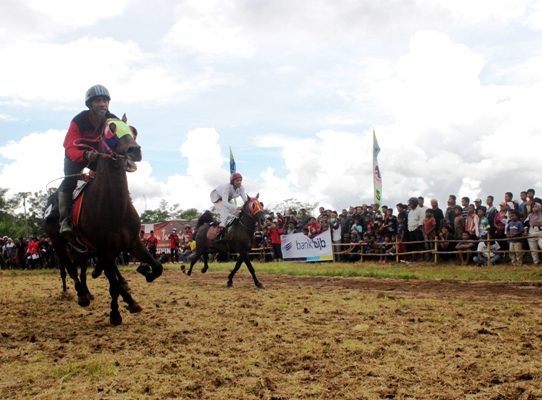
top-left (0, 130), bottom-right (65, 196)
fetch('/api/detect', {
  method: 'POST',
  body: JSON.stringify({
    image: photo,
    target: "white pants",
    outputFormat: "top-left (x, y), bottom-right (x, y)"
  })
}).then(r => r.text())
top-left (528, 227), bottom-right (542, 264)
top-left (214, 201), bottom-right (238, 227)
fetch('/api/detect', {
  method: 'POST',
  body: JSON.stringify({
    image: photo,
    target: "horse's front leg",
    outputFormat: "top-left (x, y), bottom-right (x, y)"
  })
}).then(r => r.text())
top-left (103, 264), bottom-right (122, 326)
top-left (241, 252), bottom-right (264, 289)
top-left (130, 239), bottom-right (163, 282)
top-left (187, 249), bottom-right (204, 276)
top-left (227, 257), bottom-right (244, 287)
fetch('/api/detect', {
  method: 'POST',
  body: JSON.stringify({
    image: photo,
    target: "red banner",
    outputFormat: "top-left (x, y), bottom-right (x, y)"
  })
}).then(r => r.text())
top-left (140, 220), bottom-right (193, 253)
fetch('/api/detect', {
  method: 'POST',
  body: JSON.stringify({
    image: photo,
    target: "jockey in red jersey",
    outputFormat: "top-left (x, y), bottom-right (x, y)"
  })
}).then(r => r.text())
top-left (210, 173), bottom-right (247, 240)
top-left (58, 85), bottom-right (118, 249)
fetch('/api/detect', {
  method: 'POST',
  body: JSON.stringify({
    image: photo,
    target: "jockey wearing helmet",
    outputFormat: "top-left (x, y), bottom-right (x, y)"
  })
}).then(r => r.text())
top-left (210, 172), bottom-right (247, 238)
top-left (57, 85), bottom-right (118, 249)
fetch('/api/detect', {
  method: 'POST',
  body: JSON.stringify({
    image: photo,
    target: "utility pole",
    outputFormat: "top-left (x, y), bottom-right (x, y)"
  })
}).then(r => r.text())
top-left (23, 195), bottom-right (28, 238)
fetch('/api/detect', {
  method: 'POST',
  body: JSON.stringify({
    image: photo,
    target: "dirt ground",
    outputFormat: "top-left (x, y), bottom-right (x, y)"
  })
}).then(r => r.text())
top-left (1, 268), bottom-right (541, 399)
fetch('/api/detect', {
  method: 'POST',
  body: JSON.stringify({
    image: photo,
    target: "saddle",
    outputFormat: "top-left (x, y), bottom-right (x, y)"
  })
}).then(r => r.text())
top-left (43, 176), bottom-right (95, 253)
top-left (206, 217), bottom-right (237, 241)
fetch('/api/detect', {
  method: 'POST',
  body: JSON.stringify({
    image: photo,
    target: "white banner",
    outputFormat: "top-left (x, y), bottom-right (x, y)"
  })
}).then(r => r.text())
top-left (280, 230), bottom-right (333, 262)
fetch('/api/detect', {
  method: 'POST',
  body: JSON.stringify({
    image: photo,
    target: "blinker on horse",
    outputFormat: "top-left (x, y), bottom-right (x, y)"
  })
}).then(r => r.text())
top-left (44, 116), bottom-right (163, 325)
top-left (187, 194), bottom-right (266, 288)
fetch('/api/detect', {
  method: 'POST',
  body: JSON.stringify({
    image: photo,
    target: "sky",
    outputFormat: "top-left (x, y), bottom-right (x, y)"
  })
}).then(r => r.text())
top-left (1, 0), bottom-right (542, 216)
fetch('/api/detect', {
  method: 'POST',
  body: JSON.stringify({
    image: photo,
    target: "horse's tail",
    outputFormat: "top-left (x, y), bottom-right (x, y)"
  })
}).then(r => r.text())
top-left (196, 210), bottom-right (214, 229)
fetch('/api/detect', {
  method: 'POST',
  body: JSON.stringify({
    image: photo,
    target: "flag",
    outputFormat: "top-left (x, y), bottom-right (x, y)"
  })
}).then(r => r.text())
top-left (230, 146), bottom-right (236, 175)
top-left (373, 129), bottom-right (382, 208)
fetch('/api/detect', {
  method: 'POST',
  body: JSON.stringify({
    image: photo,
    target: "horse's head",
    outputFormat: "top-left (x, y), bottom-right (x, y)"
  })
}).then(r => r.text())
top-left (101, 115), bottom-right (141, 172)
top-left (244, 193), bottom-right (265, 227)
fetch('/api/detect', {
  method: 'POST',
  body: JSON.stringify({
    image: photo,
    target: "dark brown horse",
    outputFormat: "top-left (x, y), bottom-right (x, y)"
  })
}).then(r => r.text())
top-left (44, 117), bottom-right (162, 325)
top-left (187, 195), bottom-right (265, 288)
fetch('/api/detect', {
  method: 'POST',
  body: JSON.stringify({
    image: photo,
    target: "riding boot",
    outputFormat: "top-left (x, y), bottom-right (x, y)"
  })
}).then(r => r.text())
top-left (215, 226), bottom-right (226, 241)
top-left (58, 192), bottom-right (86, 252)
top-left (58, 192), bottom-right (74, 235)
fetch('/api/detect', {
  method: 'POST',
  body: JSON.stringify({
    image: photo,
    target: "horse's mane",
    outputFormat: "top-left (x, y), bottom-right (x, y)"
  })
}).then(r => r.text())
top-left (196, 210), bottom-right (214, 229)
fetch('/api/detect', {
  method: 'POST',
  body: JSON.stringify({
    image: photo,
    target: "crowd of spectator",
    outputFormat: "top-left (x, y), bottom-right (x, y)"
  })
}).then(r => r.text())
top-left (0, 235), bottom-right (55, 270)
top-left (255, 188), bottom-right (542, 266)
top-left (4, 189), bottom-right (541, 268)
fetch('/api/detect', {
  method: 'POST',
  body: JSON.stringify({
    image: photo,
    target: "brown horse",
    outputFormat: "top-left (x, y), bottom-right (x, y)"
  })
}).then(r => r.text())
top-left (187, 195), bottom-right (265, 288)
top-left (44, 116), bottom-right (162, 325)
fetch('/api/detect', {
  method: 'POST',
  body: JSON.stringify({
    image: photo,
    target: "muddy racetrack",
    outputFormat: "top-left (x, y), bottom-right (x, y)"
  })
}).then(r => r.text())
top-left (1, 268), bottom-right (541, 399)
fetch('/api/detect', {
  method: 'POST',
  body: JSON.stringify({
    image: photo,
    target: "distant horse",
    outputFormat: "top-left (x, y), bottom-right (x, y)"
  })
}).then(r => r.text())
top-left (44, 116), bottom-right (162, 325)
top-left (187, 195), bottom-right (265, 288)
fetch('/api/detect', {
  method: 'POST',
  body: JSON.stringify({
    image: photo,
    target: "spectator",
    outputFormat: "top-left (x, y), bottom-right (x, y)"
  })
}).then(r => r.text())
top-left (330, 212), bottom-right (343, 262)
top-left (307, 217), bottom-right (321, 238)
top-left (340, 209), bottom-right (353, 244)
top-left (396, 215), bottom-right (407, 261)
top-left (507, 210), bottom-right (524, 265)
top-left (504, 192), bottom-right (516, 211)
top-left (473, 235), bottom-right (501, 266)
top-left (168, 228), bottom-right (180, 263)
top-left (422, 209), bottom-right (437, 261)
top-left (461, 197), bottom-right (470, 219)
top-left (486, 195), bottom-right (498, 238)
top-left (437, 226), bottom-right (455, 259)
top-left (444, 195), bottom-right (457, 233)
top-left (267, 219), bottom-right (283, 261)
top-left (430, 199), bottom-right (444, 234)
top-left (383, 208), bottom-right (397, 236)
top-left (453, 205), bottom-right (465, 240)
top-left (464, 204), bottom-right (480, 240)
top-left (525, 201), bottom-right (542, 264)
top-left (494, 203), bottom-right (509, 254)
top-left (147, 230), bottom-right (158, 259)
top-left (408, 197), bottom-right (428, 260)
top-left (180, 237), bottom-right (196, 263)
top-left (456, 231), bottom-right (475, 266)
top-left (477, 208), bottom-right (490, 238)
top-left (519, 191), bottom-right (528, 219)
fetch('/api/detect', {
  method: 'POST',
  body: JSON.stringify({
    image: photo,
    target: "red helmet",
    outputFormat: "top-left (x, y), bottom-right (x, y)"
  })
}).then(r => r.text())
top-left (230, 172), bottom-right (242, 183)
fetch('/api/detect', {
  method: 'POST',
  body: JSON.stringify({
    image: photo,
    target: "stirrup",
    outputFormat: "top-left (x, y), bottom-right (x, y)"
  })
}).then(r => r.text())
top-left (61, 231), bottom-right (88, 253)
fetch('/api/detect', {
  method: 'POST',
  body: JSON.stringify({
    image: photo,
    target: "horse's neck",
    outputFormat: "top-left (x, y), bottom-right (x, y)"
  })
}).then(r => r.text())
top-left (238, 211), bottom-right (255, 231)
top-left (91, 158), bottom-right (130, 205)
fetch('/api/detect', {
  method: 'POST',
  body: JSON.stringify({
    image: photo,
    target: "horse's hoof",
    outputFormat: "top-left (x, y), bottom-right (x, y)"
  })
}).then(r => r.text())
top-left (78, 295), bottom-right (91, 307)
top-left (227, 281), bottom-right (233, 288)
top-left (186, 269), bottom-right (192, 276)
top-left (110, 312), bottom-right (122, 326)
top-left (256, 282), bottom-right (265, 289)
top-left (201, 267), bottom-right (208, 274)
top-left (127, 302), bottom-right (142, 314)
top-left (91, 269), bottom-right (102, 279)
top-left (87, 293), bottom-right (95, 301)
top-left (137, 264), bottom-right (154, 282)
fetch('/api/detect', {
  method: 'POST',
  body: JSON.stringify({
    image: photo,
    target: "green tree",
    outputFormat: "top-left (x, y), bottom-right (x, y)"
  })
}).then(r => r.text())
top-left (180, 208), bottom-right (199, 221)
top-left (140, 199), bottom-right (182, 223)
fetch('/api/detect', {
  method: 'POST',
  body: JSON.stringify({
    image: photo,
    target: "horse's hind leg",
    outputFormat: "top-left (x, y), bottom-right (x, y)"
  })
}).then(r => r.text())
top-left (201, 253), bottom-right (210, 274)
top-left (104, 266), bottom-right (122, 326)
top-left (59, 264), bottom-right (67, 292)
top-left (115, 266), bottom-right (131, 292)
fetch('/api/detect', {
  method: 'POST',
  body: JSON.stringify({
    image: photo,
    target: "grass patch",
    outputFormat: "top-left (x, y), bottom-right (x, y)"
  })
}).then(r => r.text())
top-left (153, 260), bottom-right (542, 282)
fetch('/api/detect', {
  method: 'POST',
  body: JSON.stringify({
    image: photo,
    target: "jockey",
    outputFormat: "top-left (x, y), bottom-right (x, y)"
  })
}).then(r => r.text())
top-left (210, 172), bottom-right (247, 239)
top-left (58, 85), bottom-right (118, 248)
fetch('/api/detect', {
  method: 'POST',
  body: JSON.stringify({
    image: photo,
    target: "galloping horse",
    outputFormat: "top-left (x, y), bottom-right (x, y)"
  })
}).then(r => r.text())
top-left (187, 195), bottom-right (266, 288)
top-left (44, 116), bottom-right (162, 325)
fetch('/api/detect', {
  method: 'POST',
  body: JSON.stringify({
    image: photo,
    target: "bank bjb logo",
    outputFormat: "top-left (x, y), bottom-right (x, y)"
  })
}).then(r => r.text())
top-left (296, 237), bottom-right (327, 250)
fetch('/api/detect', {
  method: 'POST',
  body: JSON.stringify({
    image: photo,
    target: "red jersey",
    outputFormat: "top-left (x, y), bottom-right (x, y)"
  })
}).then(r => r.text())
top-left (168, 234), bottom-right (179, 249)
top-left (147, 235), bottom-right (158, 248)
top-left (308, 222), bottom-right (321, 237)
top-left (63, 110), bottom-right (118, 162)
